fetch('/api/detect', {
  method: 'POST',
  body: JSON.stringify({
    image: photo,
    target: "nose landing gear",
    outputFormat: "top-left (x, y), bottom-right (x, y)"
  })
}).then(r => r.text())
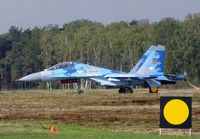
top-left (77, 79), bottom-right (84, 94)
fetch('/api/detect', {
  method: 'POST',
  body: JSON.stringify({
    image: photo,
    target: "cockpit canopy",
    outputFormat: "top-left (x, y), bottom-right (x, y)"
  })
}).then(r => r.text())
top-left (47, 62), bottom-right (76, 70)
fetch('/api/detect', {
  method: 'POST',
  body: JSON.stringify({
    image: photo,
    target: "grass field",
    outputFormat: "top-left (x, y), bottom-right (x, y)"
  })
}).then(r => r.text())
top-left (0, 88), bottom-right (200, 138)
top-left (0, 120), bottom-right (199, 139)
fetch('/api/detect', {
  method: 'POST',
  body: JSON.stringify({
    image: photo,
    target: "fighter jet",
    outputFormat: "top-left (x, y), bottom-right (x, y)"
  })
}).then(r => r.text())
top-left (18, 45), bottom-right (186, 93)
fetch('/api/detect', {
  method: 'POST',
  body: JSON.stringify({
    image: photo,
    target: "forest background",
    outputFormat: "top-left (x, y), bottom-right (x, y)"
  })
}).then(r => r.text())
top-left (1, 13), bottom-right (200, 89)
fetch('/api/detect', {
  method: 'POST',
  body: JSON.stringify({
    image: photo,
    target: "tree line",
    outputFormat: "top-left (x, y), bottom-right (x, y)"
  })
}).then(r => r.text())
top-left (1, 13), bottom-right (200, 90)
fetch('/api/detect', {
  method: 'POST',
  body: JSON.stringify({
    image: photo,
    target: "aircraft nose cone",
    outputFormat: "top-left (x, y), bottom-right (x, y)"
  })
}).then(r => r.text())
top-left (18, 72), bottom-right (42, 82)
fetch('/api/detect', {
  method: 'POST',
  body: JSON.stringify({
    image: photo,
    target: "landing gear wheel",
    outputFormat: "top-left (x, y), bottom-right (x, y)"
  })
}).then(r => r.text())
top-left (149, 87), bottom-right (158, 93)
top-left (119, 87), bottom-right (125, 93)
top-left (78, 90), bottom-right (84, 94)
top-left (126, 87), bottom-right (133, 93)
top-left (118, 87), bottom-right (133, 94)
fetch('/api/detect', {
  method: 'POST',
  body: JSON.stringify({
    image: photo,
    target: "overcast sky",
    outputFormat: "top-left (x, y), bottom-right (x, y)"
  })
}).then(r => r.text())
top-left (0, 0), bottom-right (200, 34)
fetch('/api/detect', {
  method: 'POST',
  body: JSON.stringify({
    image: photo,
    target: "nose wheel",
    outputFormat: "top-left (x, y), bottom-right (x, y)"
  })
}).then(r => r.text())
top-left (78, 89), bottom-right (84, 94)
top-left (118, 87), bottom-right (133, 93)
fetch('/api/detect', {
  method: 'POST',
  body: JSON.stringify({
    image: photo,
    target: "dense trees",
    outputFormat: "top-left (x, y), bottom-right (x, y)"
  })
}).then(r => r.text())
top-left (1, 14), bottom-right (200, 89)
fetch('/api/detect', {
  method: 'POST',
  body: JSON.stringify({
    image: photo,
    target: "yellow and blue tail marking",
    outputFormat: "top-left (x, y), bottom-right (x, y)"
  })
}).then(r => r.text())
top-left (130, 45), bottom-right (165, 77)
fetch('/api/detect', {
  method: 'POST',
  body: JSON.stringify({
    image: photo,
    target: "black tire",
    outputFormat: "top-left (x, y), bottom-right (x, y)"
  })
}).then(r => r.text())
top-left (78, 90), bottom-right (84, 94)
top-left (126, 87), bottom-right (133, 93)
top-left (118, 87), bottom-right (125, 93)
top-left (118, 87), bottom-right (133, 94)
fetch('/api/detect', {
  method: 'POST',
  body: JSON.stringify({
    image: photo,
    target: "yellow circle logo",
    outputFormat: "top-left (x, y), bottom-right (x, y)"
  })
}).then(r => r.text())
top-left (163, 99), bottom-right (189, 125)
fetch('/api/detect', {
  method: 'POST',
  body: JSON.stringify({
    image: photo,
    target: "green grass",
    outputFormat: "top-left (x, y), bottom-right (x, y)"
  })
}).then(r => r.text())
top-left (0, 120), bottom-right (199, 139)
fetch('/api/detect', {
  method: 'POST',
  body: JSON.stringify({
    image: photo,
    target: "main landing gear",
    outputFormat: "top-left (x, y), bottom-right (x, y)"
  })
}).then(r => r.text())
top-left (149, 87), bottom-right (158, 93)
top-left (118, 87), bottom-right (158, 94)
top-left (118, 87), bottom-right (133, 94)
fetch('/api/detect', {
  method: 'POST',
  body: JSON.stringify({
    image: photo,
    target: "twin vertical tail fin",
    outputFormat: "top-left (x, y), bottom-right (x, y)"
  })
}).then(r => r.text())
top-left (130, 45), bottom-right (165, 77)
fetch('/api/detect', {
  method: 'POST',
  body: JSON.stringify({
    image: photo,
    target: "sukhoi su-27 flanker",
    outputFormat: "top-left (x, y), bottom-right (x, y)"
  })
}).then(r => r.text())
top-left (18, 45), bottom-right (186, 93)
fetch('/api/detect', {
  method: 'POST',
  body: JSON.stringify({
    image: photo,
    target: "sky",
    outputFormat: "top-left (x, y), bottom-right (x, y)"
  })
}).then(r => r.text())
top-left (0, 0), bottom-right (200, 34)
